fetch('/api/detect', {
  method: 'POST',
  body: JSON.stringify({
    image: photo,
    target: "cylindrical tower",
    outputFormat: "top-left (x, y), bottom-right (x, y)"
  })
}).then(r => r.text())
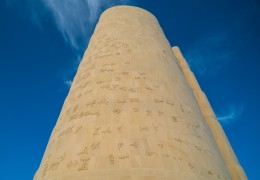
top-left (34, 6), bottom-right (234, 179)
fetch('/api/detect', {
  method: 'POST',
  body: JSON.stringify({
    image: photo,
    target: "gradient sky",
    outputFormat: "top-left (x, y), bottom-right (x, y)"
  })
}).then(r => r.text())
top-left (0, 0), bottom-right (259, 179)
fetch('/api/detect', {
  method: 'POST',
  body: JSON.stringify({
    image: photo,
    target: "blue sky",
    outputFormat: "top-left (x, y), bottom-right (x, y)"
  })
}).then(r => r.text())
top-left (0, 0), bottom-right (259, 179)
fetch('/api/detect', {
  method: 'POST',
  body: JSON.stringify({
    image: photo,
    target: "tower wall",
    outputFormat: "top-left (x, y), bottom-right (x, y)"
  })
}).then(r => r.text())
top-left (34, 6), bottom-right (233, 179)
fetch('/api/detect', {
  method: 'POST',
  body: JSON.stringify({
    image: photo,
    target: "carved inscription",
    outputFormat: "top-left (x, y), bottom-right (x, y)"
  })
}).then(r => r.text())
top-left (67, 160), bottom-right (78, 169)
top-left (93, 127), bottom-right (101, 136)
top-left (130, 142), bottom-right (138, 148)
top-left (113, 109), bottom-right (121, 114)
top-left (78, 158), bottom-right (90, 171)
top-left (102, 127), bottom-right (112, 134)
top-left (146, 110), bottom-right (152, 116)
top-left (118, 143), bottom-right (123, 150)
top-left (57, 125), bottom-right (83, 138)
top-left (139, 126), bottom-right (149, 132)
top-left (42, 163), bottom-right (48, 177)
top-left (119, 154), bottom-right (129, 159)
top-left (171, 116), bottom-right (178, 122)
top-left (91, 143), bottom-right (100, 151)
top-left (109, 154), bottom-right (115, 164)
top-left (78, 146), bottom-right (88, 155)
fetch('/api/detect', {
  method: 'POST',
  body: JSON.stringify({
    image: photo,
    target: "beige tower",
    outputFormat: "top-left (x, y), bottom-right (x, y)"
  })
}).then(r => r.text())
top-left (34, 6), bottom-right (246, 180)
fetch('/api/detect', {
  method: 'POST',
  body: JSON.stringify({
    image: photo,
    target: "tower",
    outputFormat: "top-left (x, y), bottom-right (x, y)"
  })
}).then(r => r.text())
top-left (34, 6), bottom-right (246, 179)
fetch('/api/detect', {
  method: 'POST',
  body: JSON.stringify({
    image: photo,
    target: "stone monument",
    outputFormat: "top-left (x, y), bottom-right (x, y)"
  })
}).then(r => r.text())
top-left (34, 6), bottom-right (247, 180)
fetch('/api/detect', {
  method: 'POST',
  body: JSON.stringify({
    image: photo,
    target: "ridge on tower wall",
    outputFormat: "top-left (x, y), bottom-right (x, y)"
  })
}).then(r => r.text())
top-left (172, 46), bottom-right (247, 180)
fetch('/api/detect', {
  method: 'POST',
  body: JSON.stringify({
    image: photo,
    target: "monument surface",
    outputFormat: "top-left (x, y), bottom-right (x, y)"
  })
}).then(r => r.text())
top-left (34, 6), bottom-right (247, 180)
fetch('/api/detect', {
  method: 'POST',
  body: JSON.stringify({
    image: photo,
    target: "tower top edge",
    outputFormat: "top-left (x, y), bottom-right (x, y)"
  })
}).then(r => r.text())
top-left (172, 46), bottom-right (181, 51)
top-left (100, 5), bottom-right (157, 20)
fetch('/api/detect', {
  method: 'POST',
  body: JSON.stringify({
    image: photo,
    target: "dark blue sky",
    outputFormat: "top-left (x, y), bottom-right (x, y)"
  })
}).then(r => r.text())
top-left (0, 0), bottom-right (259, 179)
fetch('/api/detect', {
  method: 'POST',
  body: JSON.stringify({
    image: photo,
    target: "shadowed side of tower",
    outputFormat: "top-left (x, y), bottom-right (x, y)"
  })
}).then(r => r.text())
top-left (172, 46), bottom-right (247, 180)
top-left (34, 6), bottom-right (233, 179)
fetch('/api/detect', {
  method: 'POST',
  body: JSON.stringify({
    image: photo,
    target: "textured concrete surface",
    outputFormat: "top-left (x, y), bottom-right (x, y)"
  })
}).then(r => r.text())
top-left (34, 6), bottom-right (245, 180)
